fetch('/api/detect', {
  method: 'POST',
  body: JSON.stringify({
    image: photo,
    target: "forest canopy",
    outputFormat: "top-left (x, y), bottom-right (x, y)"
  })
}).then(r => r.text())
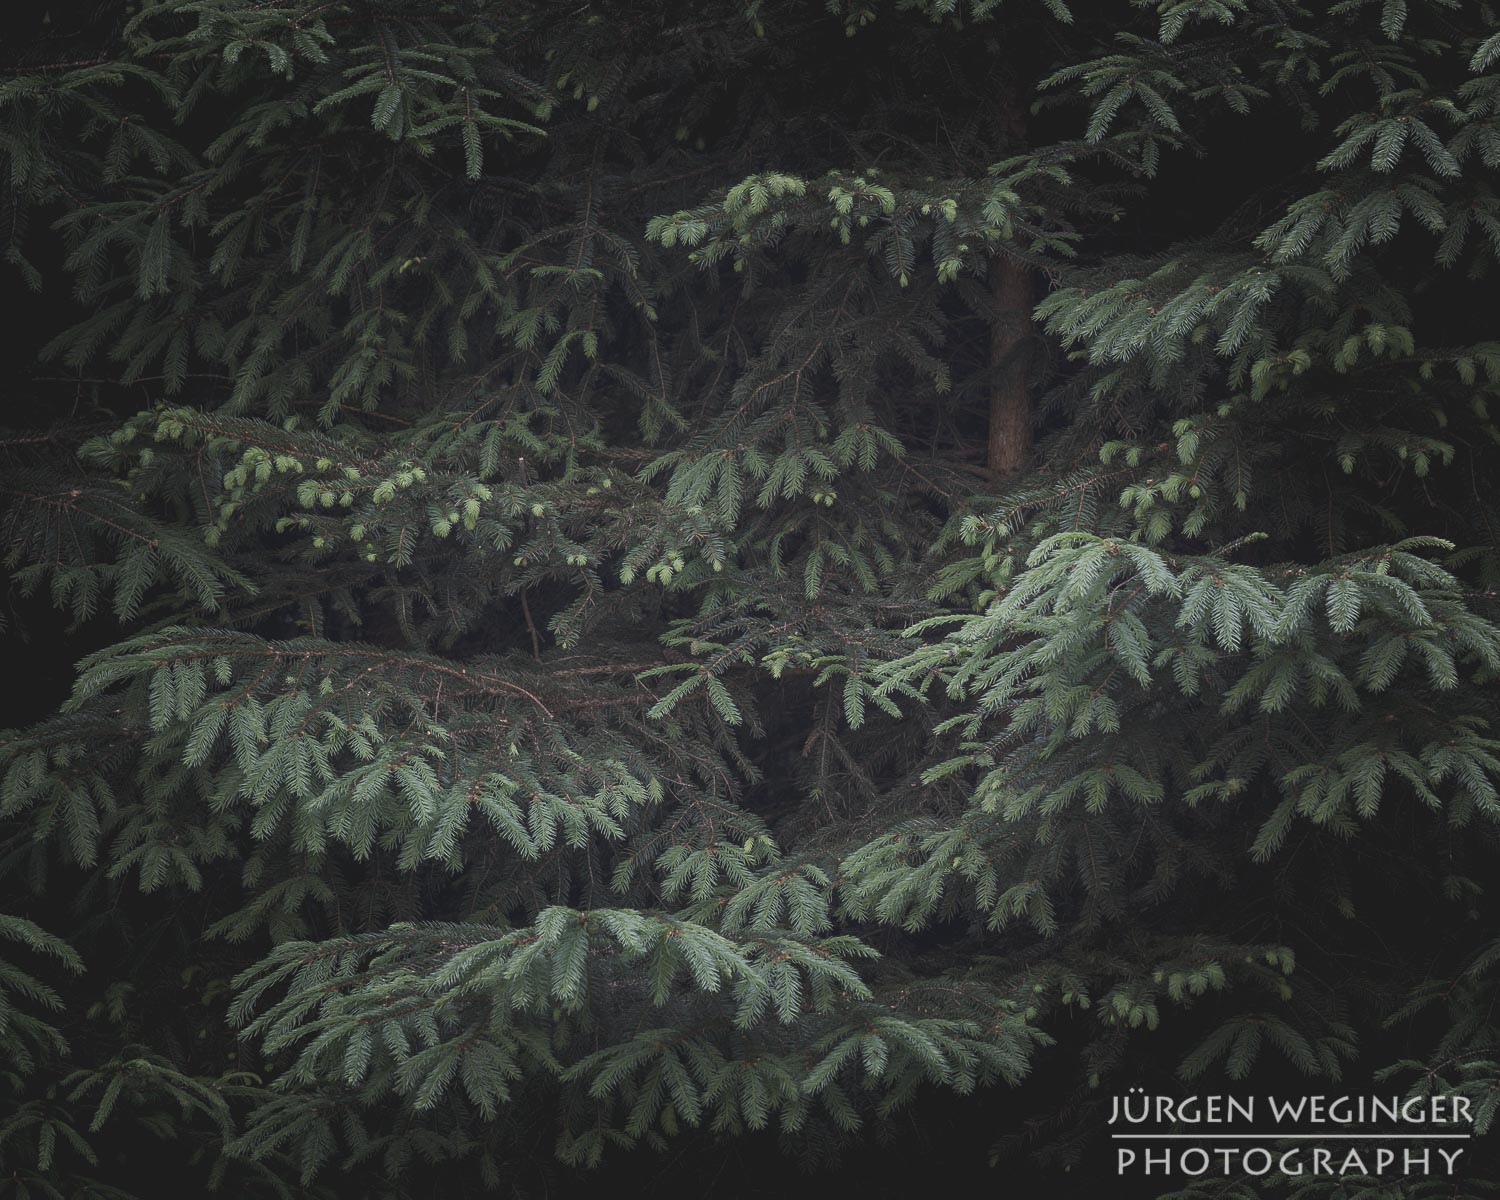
top-left (3, 1), bottom-right (1500, 1195)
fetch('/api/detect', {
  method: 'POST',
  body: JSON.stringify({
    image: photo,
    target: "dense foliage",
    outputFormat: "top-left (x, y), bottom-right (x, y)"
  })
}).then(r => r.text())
top-left (4, 1), bottom-right (1500, 1195)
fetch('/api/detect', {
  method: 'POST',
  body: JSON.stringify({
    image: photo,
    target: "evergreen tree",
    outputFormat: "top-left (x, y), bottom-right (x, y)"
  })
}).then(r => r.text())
top-left (3, 1), bottom-right (1500, 1194)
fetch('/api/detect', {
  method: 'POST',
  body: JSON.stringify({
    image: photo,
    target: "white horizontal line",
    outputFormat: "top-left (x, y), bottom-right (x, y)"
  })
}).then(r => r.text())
top-left (1111, 1134), bottom-right (1470, 1140)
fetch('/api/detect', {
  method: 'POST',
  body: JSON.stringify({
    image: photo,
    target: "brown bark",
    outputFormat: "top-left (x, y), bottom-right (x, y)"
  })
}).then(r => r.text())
top-left (986, 76), bottom-right (1034, 479)
top-left (986, 257), bottom-right (1033, 478)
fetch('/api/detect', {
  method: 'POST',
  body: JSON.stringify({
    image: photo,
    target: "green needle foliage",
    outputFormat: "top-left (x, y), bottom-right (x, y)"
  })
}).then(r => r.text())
top-left (3, 0), bottom-right (1500, 1195)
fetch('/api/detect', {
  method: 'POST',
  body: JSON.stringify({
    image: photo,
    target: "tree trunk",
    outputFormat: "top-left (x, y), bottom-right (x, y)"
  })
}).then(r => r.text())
top-left (986, 256), bottom-right (1033, 477)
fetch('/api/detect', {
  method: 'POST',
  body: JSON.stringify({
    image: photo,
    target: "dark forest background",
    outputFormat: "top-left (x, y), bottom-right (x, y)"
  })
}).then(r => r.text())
top-left (3, 2), bottom-right (1500, 1197)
